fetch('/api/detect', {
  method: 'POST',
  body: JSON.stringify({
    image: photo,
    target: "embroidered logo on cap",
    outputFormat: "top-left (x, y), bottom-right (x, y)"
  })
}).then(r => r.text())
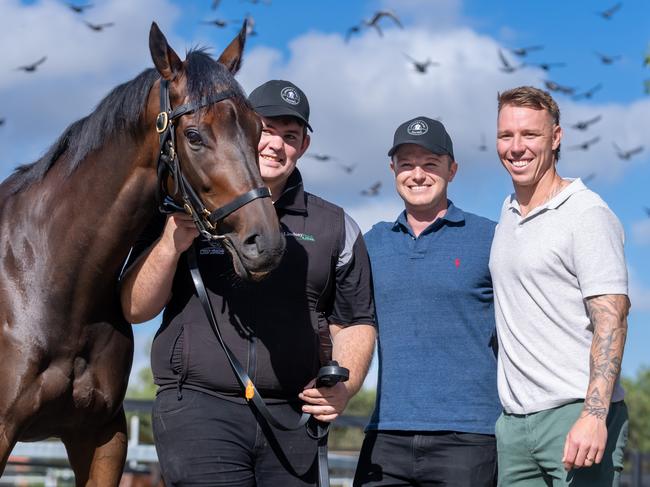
top-left (280, 87), bottom-right (300, 105)
top-left (407, 119), bottom-right (428, 136)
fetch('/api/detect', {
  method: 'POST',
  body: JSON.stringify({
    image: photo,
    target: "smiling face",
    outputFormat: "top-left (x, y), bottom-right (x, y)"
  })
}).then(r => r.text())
top-left (257, 115), bottom-right (310, 192)
top-left (496, 104), bottom-right (562, 191)
top-left (390, 143), bottom-right (457, 217)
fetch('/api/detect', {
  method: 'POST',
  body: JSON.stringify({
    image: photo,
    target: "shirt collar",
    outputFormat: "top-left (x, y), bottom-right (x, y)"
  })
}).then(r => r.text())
top-left (507, 178), bottom-right (587, 217)
top-left (273, 169), bottom-right (307, 214)
top-left (392, 200), bottom-right (465, 235)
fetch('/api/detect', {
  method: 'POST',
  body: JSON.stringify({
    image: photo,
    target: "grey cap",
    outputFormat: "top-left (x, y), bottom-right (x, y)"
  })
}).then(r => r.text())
top-left (387, 116), bottom-right (454, 159)
top-left (248, 80), bottom-right (313, 131)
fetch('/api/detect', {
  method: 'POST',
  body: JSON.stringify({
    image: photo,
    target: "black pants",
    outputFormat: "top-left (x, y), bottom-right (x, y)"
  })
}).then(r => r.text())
top-left (353, 430), bottom-right (497, 487)
top-left (152, 388), bottom-right (318, 486)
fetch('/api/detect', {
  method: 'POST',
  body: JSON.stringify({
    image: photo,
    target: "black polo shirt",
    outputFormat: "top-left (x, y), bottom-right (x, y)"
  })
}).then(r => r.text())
top-left (128, 170), bottom-right (375, 400)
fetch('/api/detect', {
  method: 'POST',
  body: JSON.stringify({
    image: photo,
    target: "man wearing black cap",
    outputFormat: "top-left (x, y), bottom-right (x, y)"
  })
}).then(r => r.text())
top-left (120, 80), bottom-right (376, 486)
top-left (353, 117), bottom-right (500, 486)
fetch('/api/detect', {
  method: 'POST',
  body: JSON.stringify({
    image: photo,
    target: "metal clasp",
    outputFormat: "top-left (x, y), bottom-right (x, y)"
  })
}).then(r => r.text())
top-left (155, 111), bottom-right (169, 133)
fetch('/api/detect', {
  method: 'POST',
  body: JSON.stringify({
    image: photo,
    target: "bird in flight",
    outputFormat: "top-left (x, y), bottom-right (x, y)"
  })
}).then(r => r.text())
top-left (347, 10), bottom-right (402, 41)
top-left (568, 136), bottom-right (601, 151)
top-left (404, 54), bottom-right (439, 73)
top-left (582, 173), bottom-right (596, 184)
top-left (339, 163), bottom-right (357, 174)
top-left (595, 52), bottom-right (621, 65)
top-left (543, 80), bottom-right (575, 95)
top-left (84, 21), bottom-right (114, 31)
top-left (361, 182), bottom-right (382, 196)
top-left (510, 45), bottom-right (544, 57)
top-left (570, 115), bottom-right (602, 130)
top-left (307, 153), bottom-right (337, 162)
top-left (478, 133), bottom-right (488, 152)
top-left (0, 117), bottom-right (5, 126)
top-left (597, 2), bottom-right (622, 19)
top-left (573, 84), bottom-right (603, 100)
top-left (66, 2), bottom-right (93, 13)
top-left (526, 61), bottom-right (566, 71)
top-left (201, 18), bottom-right (231, 28)
top-left (16, 56), bottom-right (47, 72)
top-left (498, 50), bottom-right (518, 73)
top-left (613, 143), bottom-right (644, 160)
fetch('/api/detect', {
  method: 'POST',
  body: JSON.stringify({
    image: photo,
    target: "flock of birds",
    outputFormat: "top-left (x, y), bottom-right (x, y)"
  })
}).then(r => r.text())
top-left (3, 1), bottom-right (648, 207)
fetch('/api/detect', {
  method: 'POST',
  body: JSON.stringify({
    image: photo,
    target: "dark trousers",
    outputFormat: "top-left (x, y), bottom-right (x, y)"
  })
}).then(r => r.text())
top-left (152, 388), bottom-right (317, 486)
top-left (354, 430), bottom-right (497, 487)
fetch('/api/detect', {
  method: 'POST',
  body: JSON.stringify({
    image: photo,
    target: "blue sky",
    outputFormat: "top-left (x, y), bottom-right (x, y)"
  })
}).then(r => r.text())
top-left (2, 0), bottom-right (649, 386)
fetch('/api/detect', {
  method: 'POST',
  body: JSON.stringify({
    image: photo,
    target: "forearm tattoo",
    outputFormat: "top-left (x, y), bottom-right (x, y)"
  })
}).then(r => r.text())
top-left (582, 295), bottom-right (629, 420)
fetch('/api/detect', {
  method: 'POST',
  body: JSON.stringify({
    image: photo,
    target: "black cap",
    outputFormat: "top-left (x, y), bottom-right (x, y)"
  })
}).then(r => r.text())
top-left (248, 80), bottom-right (313, 132)
top-left (387, 116), bottom-right (454, 159)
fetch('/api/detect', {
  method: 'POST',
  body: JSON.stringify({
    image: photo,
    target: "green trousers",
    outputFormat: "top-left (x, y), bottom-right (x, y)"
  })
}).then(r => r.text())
top-left (496, 400), bottom-right (628, 486)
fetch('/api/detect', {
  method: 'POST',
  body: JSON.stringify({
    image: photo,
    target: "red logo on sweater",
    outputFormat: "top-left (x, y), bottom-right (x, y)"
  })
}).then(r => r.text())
top-left (454, 258), bottom-right (460, 268)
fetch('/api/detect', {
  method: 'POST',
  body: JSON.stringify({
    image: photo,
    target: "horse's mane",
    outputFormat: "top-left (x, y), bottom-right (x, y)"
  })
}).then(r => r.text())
top-left (7, 48), bottom-right (248, 194)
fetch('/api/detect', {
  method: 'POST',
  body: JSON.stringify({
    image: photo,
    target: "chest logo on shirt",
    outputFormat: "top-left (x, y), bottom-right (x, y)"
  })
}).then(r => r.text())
top-left (283, 231), bottom-right (315, 242)
top-left (200, 246), bottom-right (225, 255)
top-left (454, 258), bottom-right (460, 268)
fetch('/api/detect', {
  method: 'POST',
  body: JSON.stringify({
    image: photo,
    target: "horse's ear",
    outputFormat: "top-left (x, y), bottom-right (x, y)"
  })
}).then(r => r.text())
top-left (149, 22), bottom-right (183, 81)
top-left (217, 20), bottom-right (247, 74)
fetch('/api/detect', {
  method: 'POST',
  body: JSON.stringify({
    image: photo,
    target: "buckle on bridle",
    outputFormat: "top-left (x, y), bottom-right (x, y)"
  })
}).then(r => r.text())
top-left (156, 111), bottom-right (169, 133)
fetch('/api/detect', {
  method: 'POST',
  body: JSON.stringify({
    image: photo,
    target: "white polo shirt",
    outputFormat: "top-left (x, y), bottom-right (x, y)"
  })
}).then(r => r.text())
top-left (489, 178), bottom-right (628, 414)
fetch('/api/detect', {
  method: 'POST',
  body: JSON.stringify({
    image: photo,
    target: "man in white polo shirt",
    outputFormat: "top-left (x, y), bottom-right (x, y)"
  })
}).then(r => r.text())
top-left (490, 85), bottom-right (630, 486)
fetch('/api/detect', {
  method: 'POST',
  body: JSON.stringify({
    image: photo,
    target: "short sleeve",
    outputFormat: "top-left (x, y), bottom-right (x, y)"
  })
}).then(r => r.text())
top-left (572, 205), bottom-right (628, 298)
top-left (329, 212), bottom-right (376, 327)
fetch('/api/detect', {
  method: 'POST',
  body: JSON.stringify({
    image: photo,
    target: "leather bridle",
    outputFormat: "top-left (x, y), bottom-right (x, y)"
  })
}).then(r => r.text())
top-left (155, 79), bottom-right (271, 241)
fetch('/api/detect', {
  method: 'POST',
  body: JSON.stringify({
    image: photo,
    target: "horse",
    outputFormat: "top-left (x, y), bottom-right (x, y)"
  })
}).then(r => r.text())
top-left (0, 21), bottom-right (285, 486)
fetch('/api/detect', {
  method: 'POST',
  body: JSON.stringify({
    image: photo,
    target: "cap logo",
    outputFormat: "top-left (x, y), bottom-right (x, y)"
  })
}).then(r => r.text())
top-left (407, 120), bottom-right (428, 136)
top-left (280, 86), bottom-right (300, 105)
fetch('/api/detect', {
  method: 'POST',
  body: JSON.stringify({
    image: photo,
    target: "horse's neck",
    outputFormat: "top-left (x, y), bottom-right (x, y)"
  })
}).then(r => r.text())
top-left (19, 134), bottom-right (159, 289)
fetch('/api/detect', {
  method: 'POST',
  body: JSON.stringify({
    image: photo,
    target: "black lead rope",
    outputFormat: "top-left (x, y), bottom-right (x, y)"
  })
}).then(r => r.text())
top-left (186, 244), bottom-right (311, 431)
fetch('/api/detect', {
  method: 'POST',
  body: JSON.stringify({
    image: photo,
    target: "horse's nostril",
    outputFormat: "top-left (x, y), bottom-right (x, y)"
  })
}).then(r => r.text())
top-left (243, 234), bottom-right (262, 257)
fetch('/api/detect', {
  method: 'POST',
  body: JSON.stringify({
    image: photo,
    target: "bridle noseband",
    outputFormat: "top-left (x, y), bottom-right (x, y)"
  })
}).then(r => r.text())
top-left (155, 79), bottom-right (271, 242)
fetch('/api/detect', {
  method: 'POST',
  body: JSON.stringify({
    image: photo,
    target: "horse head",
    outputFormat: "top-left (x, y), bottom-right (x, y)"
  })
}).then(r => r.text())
top-left (148, 22), bottom-right (285, 280)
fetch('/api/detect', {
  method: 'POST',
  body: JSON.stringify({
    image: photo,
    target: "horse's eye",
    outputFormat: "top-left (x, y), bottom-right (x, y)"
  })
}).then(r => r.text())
top-left (185, 129), bottom-right (203, 147)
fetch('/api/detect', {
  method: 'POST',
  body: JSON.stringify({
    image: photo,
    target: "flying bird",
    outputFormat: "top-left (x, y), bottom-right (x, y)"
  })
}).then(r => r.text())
top-left (582, 173), bottom-right (596, 183)
top-left (84, 21), bottom-right (114, 31)
top-left (364, 10), bottom-right (403, 36)
top-left (595, 52), bottom-right (621, 65)
top-left (404, 54), bottom-right (439, 73)
top-left (201, 18), bottom-right (231, 28)
top-left (66, 2), bottom-right (93, 13)
top-left (498, 50), bottom-right (518, 73)
top-left (568, 136), bottom-right (601, 151)
top-left (613, 143), bottom-right (644, 160)
top-left (597, 2), bottom-right (622, 19)
top-left (307, 153), bottom-right (337, 162)
top-left (573, 84), bottom-right (603, 100)
top-left (16, 56), bottom-right (47, 72)
top-left (338, 163), bottom-right (357, 174)
top-left (526, 61), bottom-right (566, 71)
top-left (510, 45), bottom-right (544, 57)
top-left (0, 118), bottom-right (5, 126)
top-left (478, 133), bottom-right (488, 152)
top-left (543, 80), bottom-right (576, 95)
top-left (361, 182), bottom-right (382, 196)
top-left (570, 115), bottom-right (602, 130)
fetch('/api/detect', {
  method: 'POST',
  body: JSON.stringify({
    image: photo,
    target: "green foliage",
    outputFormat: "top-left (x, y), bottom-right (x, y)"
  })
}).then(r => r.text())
top-left (126, 366), bottom-right (156, 444)
top-left (329, 388), bottom-right (376, 452)
top-left (622, 367), bottom-right (650, 452)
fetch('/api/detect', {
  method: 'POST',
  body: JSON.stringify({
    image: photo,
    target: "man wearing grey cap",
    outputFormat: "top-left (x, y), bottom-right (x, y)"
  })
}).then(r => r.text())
top-left (120, 79), bottom-right (376, 486)
top-left (354, 117), bottom-right (500, 486)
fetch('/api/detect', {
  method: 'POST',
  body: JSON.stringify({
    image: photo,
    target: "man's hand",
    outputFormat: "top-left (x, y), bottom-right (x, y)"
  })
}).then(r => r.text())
top-left (299, 379), bottom-right (350, 423)
top-left (562, 413), bottom-right (608, 471)
top-left (160, 212), bottom-right (199, 254)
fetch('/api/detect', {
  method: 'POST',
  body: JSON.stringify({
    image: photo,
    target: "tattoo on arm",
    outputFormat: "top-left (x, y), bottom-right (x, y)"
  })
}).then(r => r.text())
top-left (582, 294), bottom-right (629, 420)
